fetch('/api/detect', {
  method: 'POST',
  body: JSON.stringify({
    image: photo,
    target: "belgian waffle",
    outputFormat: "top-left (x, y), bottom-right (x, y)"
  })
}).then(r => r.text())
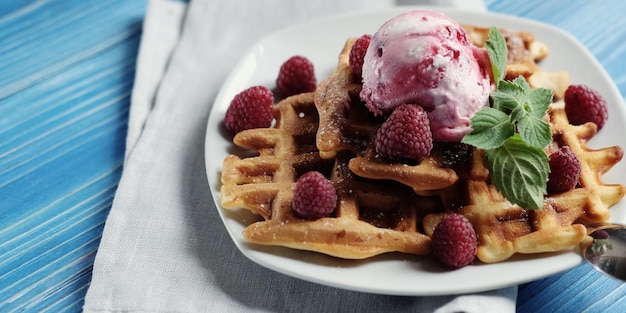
top-left (221, 93), bottom-right (329, 220)
top-left (424, 104), bottom-right (626, 263)
top-left (221, 92), bottom-right (437, 259)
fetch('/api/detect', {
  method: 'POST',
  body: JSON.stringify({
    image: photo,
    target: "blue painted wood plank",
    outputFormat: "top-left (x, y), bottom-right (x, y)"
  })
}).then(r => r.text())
top-left (0, 0), bottom-right (146, 99)
top-left (0, 0), bottom-right (146, 311)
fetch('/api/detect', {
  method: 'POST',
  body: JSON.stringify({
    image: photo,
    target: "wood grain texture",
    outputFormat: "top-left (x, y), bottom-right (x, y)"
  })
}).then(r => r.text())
top-left (0, 1), bottom-right (146, 311)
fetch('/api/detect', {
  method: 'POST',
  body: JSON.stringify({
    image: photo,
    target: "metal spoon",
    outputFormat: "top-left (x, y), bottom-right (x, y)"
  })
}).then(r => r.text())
top-left (580, 223), bottom-right (626, 282)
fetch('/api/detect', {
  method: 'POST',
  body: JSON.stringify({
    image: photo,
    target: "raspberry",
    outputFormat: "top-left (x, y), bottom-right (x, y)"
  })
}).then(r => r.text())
top-left (276, 55), bottom-right (317, 97)
top-left (375, 104), bottom-right (433, 162)
top-left (349, 34), bottom-right (371, 79)
top-left (292, 171), bottom-right (337, 220)
top-left (564, 84), bottom-right (608, 130)
top-left (224, 86), bottom-right (274, 134)
top-left (431, 213), bottom-right (477, 269)
top-left (547, 146), bottom-right (581, 193)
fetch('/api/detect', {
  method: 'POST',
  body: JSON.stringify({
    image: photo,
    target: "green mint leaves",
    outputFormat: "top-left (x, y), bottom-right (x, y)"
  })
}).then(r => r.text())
top-left (485, 135), bottom-right (549, 211)
top-left (462, 27), bottom-right (553, 210)
top-left (485, 26), bottom-right (507, 83)
top-left (490, 77), bottom-right (552, 148)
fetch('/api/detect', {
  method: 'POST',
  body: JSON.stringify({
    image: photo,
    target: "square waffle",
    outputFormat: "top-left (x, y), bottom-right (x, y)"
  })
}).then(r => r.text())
top-left (423, 104), bottom-right (626, 263)
top-left (221, 92), bottom-right (438, 259)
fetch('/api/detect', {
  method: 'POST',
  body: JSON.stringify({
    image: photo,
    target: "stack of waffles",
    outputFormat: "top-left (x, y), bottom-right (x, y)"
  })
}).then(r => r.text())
top-left (220, 25), bottom-right (626, 263)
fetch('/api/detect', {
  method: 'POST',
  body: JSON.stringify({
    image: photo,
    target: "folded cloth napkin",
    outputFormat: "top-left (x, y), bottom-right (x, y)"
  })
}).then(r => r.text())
top-left (84, 0), bottom-right (517, 312)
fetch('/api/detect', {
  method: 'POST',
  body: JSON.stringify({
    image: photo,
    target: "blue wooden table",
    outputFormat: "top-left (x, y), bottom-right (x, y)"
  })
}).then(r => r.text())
top-left (1, 0), bottom-right (625, 312)
top-left (1, 1), bottom-right (146, 311)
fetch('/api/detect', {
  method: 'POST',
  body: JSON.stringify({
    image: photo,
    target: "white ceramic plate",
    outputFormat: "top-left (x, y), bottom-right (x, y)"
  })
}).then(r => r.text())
top-left (205, 7), bottom-right (626, 295)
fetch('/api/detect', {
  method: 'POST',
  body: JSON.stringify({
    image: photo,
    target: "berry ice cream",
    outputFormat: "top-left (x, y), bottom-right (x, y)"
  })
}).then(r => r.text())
top-left (360, 10), bottom-right (492, 142)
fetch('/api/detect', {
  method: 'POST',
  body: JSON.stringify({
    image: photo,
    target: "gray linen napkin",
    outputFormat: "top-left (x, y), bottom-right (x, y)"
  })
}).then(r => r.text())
top-left (84, 0), bottom-right (517, 312)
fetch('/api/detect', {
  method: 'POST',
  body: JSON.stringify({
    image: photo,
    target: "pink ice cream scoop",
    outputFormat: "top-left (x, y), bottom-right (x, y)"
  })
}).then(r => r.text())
top-left (360, 10), bottom-right (492, 142)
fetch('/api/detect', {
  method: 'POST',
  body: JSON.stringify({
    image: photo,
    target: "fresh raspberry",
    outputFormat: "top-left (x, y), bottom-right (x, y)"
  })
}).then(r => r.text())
top-left (292, 171), bottom-right (337, 220)
top-left (564, 84), bottom-right (608, 130)
top-left (224, 86), bottom-right (274, 134)
top-left (349, 34), bottom-right (371, 79)
top-left (276, 55), bottom-right (317, 97)
top-left (375, 104), bottom-right (433, 162)
top-left (431, 213), bottom-right (477, 269)
top-left (547, 146), bottom-right (581, 193)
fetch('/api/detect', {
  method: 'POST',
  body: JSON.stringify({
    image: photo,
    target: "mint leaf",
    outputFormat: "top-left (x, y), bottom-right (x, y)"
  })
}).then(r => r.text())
top-left (462, 108), bottom-right (514, 149)
top-left (492, 77), bottom-right (529, 112)
top-left (486, 27), bottom-right (507, 84)
top-left (513, 76), bottom-right (531, 91)
top-left (485, 134), bottom-right (549, 210)
top-left (491, 80), bottom-right (525, 112)
top-left (529, 87), bottom-right (553, 118)
top-left (516, 113), bottom-right (552, 148)
top-left (490, 77), bottom-right (553, 149)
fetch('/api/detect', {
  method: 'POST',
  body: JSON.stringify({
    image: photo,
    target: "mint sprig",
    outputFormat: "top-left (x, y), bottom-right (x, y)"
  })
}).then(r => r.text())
top-left (462, 27), bottom-right (553, 210)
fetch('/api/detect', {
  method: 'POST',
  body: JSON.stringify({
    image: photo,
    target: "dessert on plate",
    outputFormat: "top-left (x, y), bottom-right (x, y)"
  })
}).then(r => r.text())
top-left (219, 9), bottom-right (626, 268)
